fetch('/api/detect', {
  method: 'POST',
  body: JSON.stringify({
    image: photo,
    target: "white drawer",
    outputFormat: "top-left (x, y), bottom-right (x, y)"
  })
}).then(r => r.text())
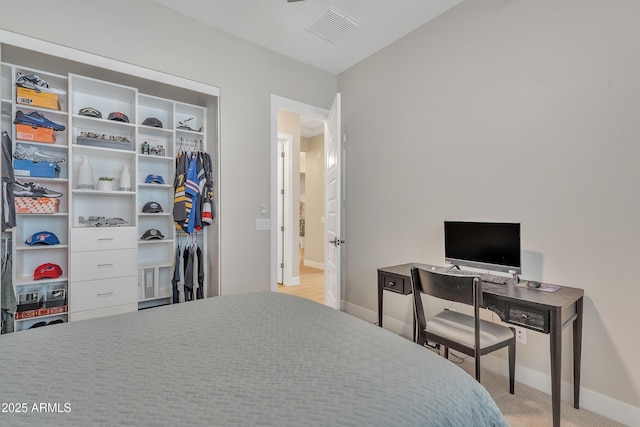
top-left (69, 276), bottom-right (138, 312)
top-left (71, 227), bottom-right (137, 252)
top-left (71, 249), bottom-right (137, 281)
top-left (69, 303), bottom-right (138, 321)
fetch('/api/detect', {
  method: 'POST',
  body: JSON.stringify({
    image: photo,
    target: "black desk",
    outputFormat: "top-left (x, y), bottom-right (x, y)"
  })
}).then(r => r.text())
top-left (377, 263), bottom-right (584, 427)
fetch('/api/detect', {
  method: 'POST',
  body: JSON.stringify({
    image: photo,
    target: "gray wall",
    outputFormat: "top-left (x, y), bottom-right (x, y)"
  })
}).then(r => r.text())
top-left (0, 0), bottom-right (337, 295)
top-left (339, 0), bottom-right (640, 412)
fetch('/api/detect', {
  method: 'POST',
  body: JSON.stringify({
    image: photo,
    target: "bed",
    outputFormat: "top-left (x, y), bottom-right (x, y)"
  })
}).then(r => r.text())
top-left (0, 292), bottom-right (507, 426)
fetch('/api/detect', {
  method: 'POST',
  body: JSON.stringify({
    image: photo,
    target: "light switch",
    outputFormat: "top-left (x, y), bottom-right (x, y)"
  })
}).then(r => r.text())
top-left (261, 203), bottom-right (267, 215)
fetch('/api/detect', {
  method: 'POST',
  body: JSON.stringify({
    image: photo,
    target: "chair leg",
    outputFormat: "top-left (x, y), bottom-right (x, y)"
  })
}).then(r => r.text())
top-left (508, 340), bottom-right (516, 394)
top-left (475, 353), bottom-right (481, 383)
top-left (444, 347), bottom-right (449, 359)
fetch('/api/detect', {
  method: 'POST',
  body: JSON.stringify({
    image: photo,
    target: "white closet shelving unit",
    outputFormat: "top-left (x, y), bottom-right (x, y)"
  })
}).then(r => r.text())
top-left (67, 74), bottom-right (139, 321)
top-left (1, 63), bottom-right (70, 331)
top-left (137, 93), bottom-right (175, 307)
top-left (1, 47), bottom-right (218, 331)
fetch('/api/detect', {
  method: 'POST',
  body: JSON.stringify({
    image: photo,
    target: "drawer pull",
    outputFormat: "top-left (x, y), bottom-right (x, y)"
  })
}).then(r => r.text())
top-left (97, 292), bottom-right (114, 297)
top-left (97, 263), bottom-right (113, 268)
top-left (388, 281), bottom-right (396, 287)
top-left (97, 238), bottom-right (114, 242)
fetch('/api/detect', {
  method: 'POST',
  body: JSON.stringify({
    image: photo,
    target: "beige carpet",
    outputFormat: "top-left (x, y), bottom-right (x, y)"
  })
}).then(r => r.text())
top-left (452, 357), bottom-right (627, 427)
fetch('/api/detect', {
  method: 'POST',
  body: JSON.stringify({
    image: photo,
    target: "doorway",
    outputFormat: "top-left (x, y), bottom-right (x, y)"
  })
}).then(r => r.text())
top-left (270, 96), bottom-right (331, 305)
top-left (275, 113), bottom-right (325, 304)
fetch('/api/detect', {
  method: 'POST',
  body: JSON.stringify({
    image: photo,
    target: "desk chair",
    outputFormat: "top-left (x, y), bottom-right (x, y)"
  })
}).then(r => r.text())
top-left (410, 267), bottom-right (516, 394)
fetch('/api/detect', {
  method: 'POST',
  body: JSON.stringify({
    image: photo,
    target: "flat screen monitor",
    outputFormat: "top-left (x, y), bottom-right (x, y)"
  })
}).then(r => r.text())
top-left (444, 221), bottom-right (521, 274)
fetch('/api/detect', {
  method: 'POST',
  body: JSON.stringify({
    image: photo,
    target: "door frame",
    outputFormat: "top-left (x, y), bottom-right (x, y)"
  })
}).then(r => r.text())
top-left (270, 95), bottom-right (329, 294)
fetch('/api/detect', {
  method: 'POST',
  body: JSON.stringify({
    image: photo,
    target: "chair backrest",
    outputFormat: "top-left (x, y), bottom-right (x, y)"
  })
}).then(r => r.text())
top-left (412, 268), bottom-right (480, 306)
top-left (411, 267), bottom-right (482, 346)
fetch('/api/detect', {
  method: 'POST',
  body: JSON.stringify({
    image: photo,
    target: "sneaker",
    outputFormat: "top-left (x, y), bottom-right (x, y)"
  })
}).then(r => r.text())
top-left (14, 110), bottom-right (66, 131)
top-left (14, 145), bottom-right (66, 163)
top-left (16, 72), bottom-right (65, 95)
top-left (14, 181), bottom-right (63, 198)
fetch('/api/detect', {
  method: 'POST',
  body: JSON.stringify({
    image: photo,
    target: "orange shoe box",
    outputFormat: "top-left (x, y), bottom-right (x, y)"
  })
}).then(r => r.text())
top-left (15, 124), bottom-right (56, 143)
top-left (16, 86), bottom-right (61, 111)
top-left (14, 197), bottom-right (60, 214)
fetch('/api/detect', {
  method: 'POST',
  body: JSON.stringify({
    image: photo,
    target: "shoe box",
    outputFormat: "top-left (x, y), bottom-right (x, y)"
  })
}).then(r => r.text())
top-left (16, 86), bottom-right (61, 111)
top-left (14, 197), bottom-right (60, 214)
top-left (14, 159), bottom-right (60, 178)
top-left (15, 124), bottom-right (56, 144)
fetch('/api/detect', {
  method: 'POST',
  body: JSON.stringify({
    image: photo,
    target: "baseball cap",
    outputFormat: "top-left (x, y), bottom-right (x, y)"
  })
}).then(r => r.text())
top-left (144, 174), bottom-right (165, 184)
top-left (142, 117), bottom-right (163, 128)
top-left (33, 263), bottom-right (63, 280)
top-left (108, 112), bottom-right (130, 123)
top-left (142, 201), bottom-right (163, 213)
top-left (141, 229), bottom-right (165, 240)
top-left (25, 231), bottom-right (60, 246)
top-left (78, 107), bottom-right (102, 118)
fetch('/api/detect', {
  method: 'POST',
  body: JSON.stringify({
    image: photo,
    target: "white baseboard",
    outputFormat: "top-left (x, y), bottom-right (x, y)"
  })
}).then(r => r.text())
top-left (304, 260), bottom-right (324, 270)
top-left (341, 301), bottom-right (640, 427)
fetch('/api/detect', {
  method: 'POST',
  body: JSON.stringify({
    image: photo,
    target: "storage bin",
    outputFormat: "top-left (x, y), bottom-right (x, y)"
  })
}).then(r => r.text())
top-left (76, 136), bottom-right (133, 151)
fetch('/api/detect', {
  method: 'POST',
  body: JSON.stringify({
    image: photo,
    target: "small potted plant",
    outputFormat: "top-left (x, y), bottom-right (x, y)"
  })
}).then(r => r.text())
top-left (97, 176), bottom-right (114, 191)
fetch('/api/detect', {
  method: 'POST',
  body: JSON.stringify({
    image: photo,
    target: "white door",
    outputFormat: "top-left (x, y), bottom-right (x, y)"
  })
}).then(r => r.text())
top-left (324, 94), bottom-right (342, 309)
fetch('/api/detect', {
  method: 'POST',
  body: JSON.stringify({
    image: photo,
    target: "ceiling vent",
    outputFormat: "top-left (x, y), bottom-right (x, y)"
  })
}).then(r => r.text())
top-left (306, 7), bottom-right (360, 44)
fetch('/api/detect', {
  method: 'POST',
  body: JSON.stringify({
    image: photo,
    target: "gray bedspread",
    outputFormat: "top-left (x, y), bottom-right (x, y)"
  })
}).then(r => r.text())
top-left (0, 292), bottom-right (507, 426)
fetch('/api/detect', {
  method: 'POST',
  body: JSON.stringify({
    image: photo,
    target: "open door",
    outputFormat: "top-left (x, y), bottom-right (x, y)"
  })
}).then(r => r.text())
top-left (324, 93), bottom-right (342, 309)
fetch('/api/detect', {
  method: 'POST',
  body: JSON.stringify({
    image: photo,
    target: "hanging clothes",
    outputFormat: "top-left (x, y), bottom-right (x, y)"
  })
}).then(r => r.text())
top-left (2, 129), bottom-right (17, 231)
top-left (171, 246), bottom-right (181, 304)
top-left (184, 153), bottom-right (201, 234)
top-left (201, 151), bottom-right (215, 226)
top-left (183, 245), bottom-right (194, 302)
top-left (1, 243), bottom-right (16, 334)
top-left (196, 246), bottom-right (204, 300)
top-left (171, 142), bottom-right (210, 302)
top-left (172, 151), bottom-right (188, 226)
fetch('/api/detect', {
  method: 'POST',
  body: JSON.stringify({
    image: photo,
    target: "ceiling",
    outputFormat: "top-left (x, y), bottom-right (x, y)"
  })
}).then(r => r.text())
top-left (150, 0), bottom-right (464, 75)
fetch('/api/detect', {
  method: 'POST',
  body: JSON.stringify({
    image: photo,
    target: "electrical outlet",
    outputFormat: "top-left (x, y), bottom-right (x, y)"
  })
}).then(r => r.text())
top-left (256, 219), bottom-right (270, 230)
top-left (515, 326), bottom-right (526, 344)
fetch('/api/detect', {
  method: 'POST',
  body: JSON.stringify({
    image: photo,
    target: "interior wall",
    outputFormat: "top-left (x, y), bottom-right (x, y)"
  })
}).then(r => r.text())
top-left (338, 0), bottom-right (640, 415)
top-left (0, 0), bottom-right (336, 295)
top-left (302, 134), bottom-right (325, 267)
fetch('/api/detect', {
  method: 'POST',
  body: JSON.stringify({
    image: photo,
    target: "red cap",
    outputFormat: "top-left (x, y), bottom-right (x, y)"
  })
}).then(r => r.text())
top-left (33, 263), bottom-right (62, 280)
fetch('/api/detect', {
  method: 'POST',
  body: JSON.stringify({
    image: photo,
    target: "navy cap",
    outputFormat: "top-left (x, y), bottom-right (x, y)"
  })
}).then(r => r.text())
top-left (144, 174), bottom-right (165, 184)
top-left (25, 231), bottom-right (60, 246)
top-left (141, 229), bottom-right (165, 240)
top-left (142, 201), bottom-right (163, 213)
top-left (142, 117), bottom-right (163, 128)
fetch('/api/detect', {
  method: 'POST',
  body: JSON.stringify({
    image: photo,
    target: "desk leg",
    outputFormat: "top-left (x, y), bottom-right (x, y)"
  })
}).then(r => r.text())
top-left (573, 297), bottom-right (583, 409)
top-left (550, 307), bottom-right (562, 427)
top-left (378, 274), bottom-right (383, 328)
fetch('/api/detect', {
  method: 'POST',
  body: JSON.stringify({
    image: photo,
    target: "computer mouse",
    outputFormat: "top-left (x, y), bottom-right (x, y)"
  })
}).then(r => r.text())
top-left (527, 281), bottom-right (541, 289)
